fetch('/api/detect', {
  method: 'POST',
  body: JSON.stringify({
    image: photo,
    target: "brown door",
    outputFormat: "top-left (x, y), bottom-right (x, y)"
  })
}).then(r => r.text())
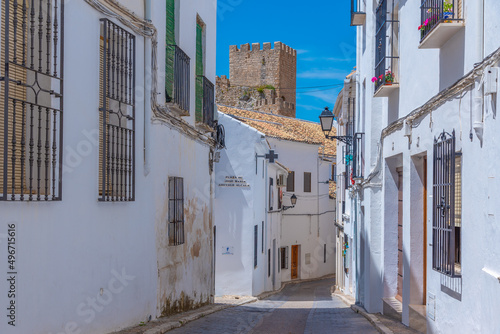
top-left (291, 245), bottom-right (299, 279)
top-left (397, 169), bottom-right (403, 302)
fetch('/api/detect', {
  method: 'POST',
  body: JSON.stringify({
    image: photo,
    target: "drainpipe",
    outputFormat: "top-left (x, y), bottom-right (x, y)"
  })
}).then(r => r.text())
top-left (144, 0), bottom-right (152, 176)
top-left (473, 0), bottom-right (485, 143)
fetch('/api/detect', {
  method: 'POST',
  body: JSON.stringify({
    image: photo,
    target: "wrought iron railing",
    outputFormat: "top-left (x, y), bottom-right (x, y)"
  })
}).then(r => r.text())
top-left (201, 76), bottom-right (215, 128)
top-left (166, 44), bottom-right (190, 113)
top-left (420, 0), bottom-right (463, 42)
top-left (99, 19), bottom-right (136, 202)
top-left (374, 0), bottom-right (399, 93)
top-left (353, 133), bottom-right (364, 180)
top-left (1, 0), bottom-right (64, 201)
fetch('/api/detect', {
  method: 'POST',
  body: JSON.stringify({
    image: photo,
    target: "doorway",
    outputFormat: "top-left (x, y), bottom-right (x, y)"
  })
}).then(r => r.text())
top-left (397, 168), bottom-right (403, 302)
top-left (291, 245), bottom-right (299, 279)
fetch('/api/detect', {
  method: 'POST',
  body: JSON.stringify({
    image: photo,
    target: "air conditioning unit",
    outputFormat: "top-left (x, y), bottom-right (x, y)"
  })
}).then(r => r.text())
top-left (277, 174), bottom-right (286, 187)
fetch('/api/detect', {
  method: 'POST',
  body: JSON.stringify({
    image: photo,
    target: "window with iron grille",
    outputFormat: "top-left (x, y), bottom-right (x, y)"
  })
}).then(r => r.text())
top-left (254, 225), bottom-right (258, 268)
top-left (195, 19), bottom-right (204, 122)
top-left (374, 0), bottom-right (399, 93)
top-left (168, 177), bottom-right (184, 246)
top-left (432, 130), bottom-right (461, 277)
top-left (420, 0), bottom-right (463, 42)
top-left (280, 246), bottom-right (288, 269)
top-left (286, 171), bottom-right (295, 192)
top-left (324, 244), bottom-right (327, 263)
top-left (1, 0), bottom-right (64, 201)
top-left (99, 19), bottom-right (135, 202)
top-left (304, 172), bottom-right (311, 193)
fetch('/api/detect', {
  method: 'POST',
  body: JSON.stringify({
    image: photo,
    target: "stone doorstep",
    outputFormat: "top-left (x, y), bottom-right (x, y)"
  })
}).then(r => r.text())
top-left (409, 304), bottom-right (427, 333)
top-left (382, 297), bottom-right (403, 322)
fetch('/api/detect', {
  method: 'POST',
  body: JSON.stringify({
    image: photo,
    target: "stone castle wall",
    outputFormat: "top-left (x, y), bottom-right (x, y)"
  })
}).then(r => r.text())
top-left (217, 42), bottom-right (297, 118)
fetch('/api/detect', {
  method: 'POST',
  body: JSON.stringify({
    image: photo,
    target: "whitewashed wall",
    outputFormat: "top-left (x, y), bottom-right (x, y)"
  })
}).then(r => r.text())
top-left (214, 112), bottom-right (283, 297)
top-left (0, 0), bottom-right (217, 333)
top-left (356, 0), bottom-right (500, 332)
top-left (272, 140), bottom-right (336, 283)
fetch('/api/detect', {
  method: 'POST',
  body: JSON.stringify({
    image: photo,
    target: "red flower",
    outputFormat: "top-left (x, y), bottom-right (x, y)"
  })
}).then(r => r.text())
top-left (379, 74), bottom-right (383, 79)
top-left (418, 25), bottom-right (422, 30)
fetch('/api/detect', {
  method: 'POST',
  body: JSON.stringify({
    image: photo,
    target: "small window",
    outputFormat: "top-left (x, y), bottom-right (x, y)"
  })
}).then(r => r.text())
top-left (324, 244), bottom-right (327, 263)
top-left (269, 177), bottom-right (274, 210)
top-left (261, 221), bottom-right (264, 253)
top-left (168, 177), bottom-right (184, 246)
top-left (278, 188), bottom-right (283, 210)
top-left (268, 249), bottom-right (271, 277)
top-left (287, 171), bottom-right (295, 192)
top-left (254, 225), bottom-right (258, 268)
top-left (280, 247), bottom-right (289, 269)
top-left (304, 172), bottom-right (312, 193)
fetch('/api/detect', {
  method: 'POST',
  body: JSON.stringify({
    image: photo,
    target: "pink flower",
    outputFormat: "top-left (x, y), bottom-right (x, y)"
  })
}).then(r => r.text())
top-left (371, 77), bottom-right (377, 83)
top-left (424, 19), bottom-right (429, 26)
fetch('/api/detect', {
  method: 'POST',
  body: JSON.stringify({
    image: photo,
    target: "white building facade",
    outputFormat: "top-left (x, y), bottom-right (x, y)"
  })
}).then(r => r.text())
top-left (349, 0), bottom-right (500, 332)
top-left (215, 106), bottom-right (337, 297)
top-left (0, 1), bottom-right (219, 333)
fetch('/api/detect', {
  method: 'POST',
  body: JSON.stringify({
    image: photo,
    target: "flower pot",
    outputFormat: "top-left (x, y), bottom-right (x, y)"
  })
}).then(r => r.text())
top-left (444, 12), bottom-right (454, 20)
top-left (385, 82), bottom-right (393, 86)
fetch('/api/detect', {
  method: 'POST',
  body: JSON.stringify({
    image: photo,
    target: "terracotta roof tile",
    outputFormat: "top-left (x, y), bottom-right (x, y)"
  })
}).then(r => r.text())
top-left (218, 105), bottom-right (337, 157)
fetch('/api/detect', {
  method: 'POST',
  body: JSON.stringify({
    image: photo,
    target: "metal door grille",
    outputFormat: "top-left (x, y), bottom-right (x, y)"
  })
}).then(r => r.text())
top-left (1, 0), bottom-right (64, 201)
top-left (99, 19), bottom-right (135, 202)
top-left (432, 130), bottom-right (460, 277)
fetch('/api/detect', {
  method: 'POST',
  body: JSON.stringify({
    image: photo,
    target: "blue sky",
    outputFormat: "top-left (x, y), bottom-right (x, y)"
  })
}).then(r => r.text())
top-left (216, 1), bottom-right (356, 122)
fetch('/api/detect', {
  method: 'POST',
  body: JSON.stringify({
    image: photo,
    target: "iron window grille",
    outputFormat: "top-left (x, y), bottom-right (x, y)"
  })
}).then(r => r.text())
top-left (420, 0), bottom-right (463, 42)
top-left (1, 0), bottom-right (64, 201)
top-left (196, 75), bottom-right (215, 128)
top-left (166, 44), bottom-right (190, 113)
top-left (432, 130), bottom-right (461, 277)
top-left (168, 177), bottom-right (184, 246)
top-left (375, 0), bottom-right (399, 93)
top-left (352, 133), bottom-right (365, 180)
top-left (99, 19), bottom-right (135, 202)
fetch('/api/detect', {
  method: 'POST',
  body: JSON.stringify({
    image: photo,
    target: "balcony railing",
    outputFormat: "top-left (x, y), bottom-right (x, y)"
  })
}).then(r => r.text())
top-left (351, 0), bottom-right (366, 26)
top-left (374, 0), bottom-right (399, 95)
top-left (198, 76), bottom-right (215, 128)
top-left (352, 133), bottom-right (364, 181)
top-left (166, 45), bottom-right (190, 113)
top-left (420, 0), bottom-right (463, 47)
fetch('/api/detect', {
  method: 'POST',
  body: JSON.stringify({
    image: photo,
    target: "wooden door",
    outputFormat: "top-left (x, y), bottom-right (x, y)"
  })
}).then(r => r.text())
top-left (397, 169), bottom-right (403, 302)
top-left (291, 245), bottom-right (299, 279)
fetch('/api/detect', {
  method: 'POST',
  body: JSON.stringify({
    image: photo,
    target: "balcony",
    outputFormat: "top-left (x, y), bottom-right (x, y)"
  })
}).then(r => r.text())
top-left (419, 0), bottom-right (464, 49)
top-left (351, 0), bottom-right (366, 26)
top-left (166, 45), bottom-right (190, 115)
top-left (374, 0), bottom-right (399, 97)
top-left (352, 133), bottom-right (365, 183)
top-left (197, 76), bottom-right (215, 130)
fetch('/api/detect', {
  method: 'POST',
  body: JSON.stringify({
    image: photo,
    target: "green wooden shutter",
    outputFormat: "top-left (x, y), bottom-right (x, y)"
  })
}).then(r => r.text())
top-left (165, 0), bottom-right (175, 100)
top-left (195, 23), bottom-right (204, 122)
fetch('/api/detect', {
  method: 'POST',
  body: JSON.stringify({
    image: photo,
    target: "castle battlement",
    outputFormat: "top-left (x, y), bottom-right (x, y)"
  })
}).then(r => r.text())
top-left (229, 41), bottom-right (297, 56)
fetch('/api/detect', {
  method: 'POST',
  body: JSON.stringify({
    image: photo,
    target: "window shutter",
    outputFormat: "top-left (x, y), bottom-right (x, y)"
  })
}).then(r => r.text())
top-left (0, 0), bottom-right (28, 195)
top-left (304, 172), bottom-right (312, 192)
top-left (165, 0), bottom-right (175, 99)
top-left (286, 171), bottom-right (295, 192)
top-left (195, 23), bottom-right (203, 123)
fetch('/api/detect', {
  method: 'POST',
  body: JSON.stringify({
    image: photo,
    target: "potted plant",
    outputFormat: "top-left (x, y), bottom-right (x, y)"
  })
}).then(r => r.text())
top-left (385, 70), bottom-right (394, 85)
top-left (443, 1), bottom-right (454, 22)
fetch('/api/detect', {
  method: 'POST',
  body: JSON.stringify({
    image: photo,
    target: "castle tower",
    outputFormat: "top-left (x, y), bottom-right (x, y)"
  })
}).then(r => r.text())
top-left (217, 42), bottom-right (297, 118)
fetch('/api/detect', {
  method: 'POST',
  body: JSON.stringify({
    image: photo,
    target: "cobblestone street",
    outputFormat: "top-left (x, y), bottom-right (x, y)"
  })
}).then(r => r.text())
top-left (168, 279), bottom-right (378, 334)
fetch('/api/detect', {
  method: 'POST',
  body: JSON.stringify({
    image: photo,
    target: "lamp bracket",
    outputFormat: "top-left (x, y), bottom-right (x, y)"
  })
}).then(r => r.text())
top-left (325, 135), bottom-right (353, 146)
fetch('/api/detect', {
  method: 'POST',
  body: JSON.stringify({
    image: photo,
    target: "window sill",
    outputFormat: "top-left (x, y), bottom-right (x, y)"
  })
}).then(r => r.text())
top-left (166, 102), bottom-right (190, 117)
top-left (351, 12), bottom-right (366, 26)
top-left (419, 21), bottom-right (464, 49)
top-left (374, 83), bottom-right (399, 98)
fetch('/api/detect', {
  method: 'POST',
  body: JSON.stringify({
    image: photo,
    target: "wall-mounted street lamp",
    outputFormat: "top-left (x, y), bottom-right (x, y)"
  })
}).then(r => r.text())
top-left (283, 194), bottom-right (297, 211)
top-left (319, 107), bottom-right (353, 146)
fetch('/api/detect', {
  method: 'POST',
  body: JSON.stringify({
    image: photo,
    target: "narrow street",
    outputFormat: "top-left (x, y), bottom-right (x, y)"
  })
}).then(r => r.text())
top-left (169, 279), bottom-right (378, 334)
